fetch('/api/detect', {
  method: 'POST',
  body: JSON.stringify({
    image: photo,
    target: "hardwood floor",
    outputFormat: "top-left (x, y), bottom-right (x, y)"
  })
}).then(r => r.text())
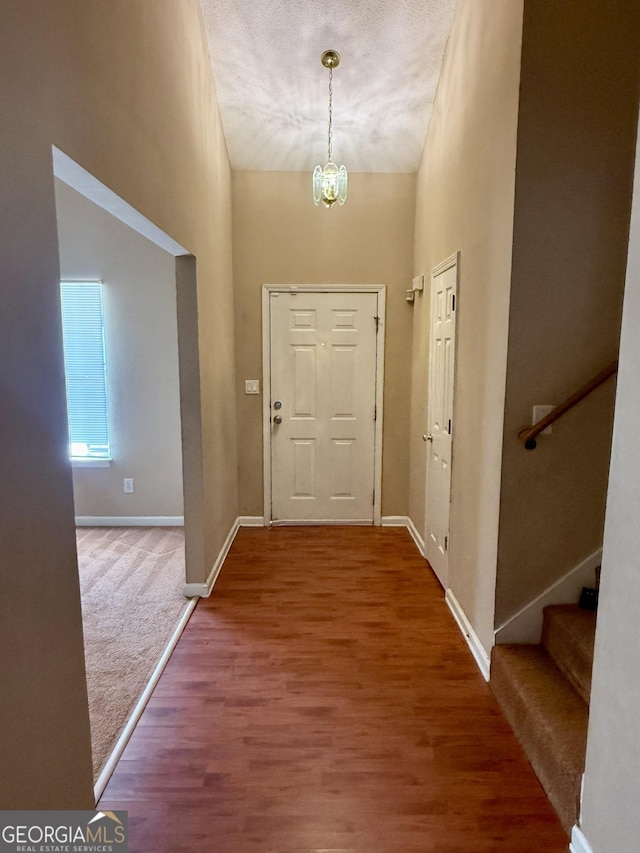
top-left (99, 526), bottom-right (567, 852)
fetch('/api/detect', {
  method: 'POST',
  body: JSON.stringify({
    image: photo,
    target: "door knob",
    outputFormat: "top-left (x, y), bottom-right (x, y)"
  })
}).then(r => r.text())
top-left (423, 433), bottom-right (433, 442)
top-left (273, 415), bottom-right (283, 425)
top-left (274, 401), bottom-right (282, 410)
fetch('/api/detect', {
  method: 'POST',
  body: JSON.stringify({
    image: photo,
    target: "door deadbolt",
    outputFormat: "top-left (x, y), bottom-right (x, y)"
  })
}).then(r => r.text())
top-left (273, 401), bottom-right (282, 410)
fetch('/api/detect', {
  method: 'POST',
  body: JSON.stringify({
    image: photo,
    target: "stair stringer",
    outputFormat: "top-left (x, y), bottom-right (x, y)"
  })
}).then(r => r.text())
top-left (495, 548), bottom-right (601, 644)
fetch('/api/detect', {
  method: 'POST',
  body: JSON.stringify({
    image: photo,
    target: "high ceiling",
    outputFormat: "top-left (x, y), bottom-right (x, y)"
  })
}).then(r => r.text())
top-left (199, 0), bottom-right (457, 174)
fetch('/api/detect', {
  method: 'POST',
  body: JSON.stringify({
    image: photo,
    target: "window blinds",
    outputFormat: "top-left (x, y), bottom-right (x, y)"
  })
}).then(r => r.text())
top-left (59, 282), bottom-right (111, 459)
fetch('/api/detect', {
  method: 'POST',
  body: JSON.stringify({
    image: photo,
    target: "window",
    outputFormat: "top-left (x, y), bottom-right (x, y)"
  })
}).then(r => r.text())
top-left (59, 281), bottom-right (111, 461)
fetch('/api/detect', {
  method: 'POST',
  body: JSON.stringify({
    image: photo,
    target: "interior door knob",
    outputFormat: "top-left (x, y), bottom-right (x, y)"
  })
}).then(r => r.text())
top-left (273, 415), bottom-right (283, 425)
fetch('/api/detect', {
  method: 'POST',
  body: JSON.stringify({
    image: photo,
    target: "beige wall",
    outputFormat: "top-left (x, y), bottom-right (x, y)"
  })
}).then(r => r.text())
top-left (581, 124), bottom-right (640, 853)
top-left (409, 0), bottom-right (524, 652)
top-left (232, 171), bottom-right (415, 518)
top-left (495, 0), bottom-right (640, 625)
top-left (0, 1), bottom-right (235, 806)
top-left (55, 179), bottom-right (184, 519)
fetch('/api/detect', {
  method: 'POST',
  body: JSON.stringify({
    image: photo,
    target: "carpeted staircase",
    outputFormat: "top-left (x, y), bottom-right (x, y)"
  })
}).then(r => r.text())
top-left (490, 604), bottom-right (596, 834)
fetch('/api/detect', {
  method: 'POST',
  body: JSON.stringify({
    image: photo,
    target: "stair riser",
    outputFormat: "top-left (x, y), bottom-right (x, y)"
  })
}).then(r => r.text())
top-left (542, 606), bottom-right (596, 706)
top-left (490, 645), bottom-right (589, 835)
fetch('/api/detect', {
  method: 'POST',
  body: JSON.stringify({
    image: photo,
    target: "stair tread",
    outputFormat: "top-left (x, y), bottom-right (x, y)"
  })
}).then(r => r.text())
top-left (491, 643), bottom-right (588, 834)
top-left (542, 604), bottom-right (596, 705)
top-left (491, 644), bottom-right (589, 745)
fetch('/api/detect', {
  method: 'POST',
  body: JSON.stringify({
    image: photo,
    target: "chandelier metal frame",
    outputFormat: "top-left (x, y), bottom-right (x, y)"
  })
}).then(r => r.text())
top-left (313, 50), bottom-right (348, 208)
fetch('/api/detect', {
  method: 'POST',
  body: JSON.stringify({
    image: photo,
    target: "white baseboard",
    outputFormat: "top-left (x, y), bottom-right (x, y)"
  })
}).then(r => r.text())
top-left (407, 517), bottom-right (426, 557)
top-left (381, 515), bottom-right (408, 526)
top-left (183, 581), bottom-right (210, 597)
top-left (238, 516), bottom-right (266, 527)
top-left (445, 588), bottom-right (491, 681)
top-left (494, 548), bottom-right (602, 644)
top-left (269, 518), bottom-right (373, 526)
top-left (94, 596), bottom-right (197, 803)
top-left (570, 826), bottom-right (594, 853)
top-left (183, 517), bottom-right (240, 598)
top-left (76, 516), bottom-right (184, 527)
top-left (182, 516), bottom-right (265, 598)
top-left (381, 516), bottom-right (426, 557)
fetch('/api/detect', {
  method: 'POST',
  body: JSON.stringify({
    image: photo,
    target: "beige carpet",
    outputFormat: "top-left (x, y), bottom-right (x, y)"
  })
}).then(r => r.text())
top-left (76, 526), bottom-right (189, 780)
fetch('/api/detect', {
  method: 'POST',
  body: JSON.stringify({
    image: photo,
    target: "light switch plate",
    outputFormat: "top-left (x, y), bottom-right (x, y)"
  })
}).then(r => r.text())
top-left (245, 379), bottom-right (260, 395)
top-left (533, 405), bottom-right (554, 435)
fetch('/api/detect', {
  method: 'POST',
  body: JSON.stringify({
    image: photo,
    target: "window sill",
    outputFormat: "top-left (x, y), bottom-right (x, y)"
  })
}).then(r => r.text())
top-left (71, 458), bottom-right (112, 468)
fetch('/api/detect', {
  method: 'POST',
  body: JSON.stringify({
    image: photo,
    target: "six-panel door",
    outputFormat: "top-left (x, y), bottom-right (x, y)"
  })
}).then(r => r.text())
top-left (270, 291), bottom-right (379, 522)
top-left (425, 260), bottom-right (457, 587)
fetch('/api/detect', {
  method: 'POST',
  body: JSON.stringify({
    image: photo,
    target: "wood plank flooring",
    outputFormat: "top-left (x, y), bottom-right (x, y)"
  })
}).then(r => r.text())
top-left (99, 526), bottom-right (567, 852)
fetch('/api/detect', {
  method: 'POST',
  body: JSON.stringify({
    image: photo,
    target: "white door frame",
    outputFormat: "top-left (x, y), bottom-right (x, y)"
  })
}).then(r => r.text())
top-left (262, 284), bottom-right (386, 526)
top-left (425, 252), bottom-right (459, 585)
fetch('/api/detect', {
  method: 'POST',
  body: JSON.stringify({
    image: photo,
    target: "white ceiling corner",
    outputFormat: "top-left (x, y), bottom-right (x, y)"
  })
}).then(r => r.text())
top-left (199, 0), bottom-right (457, 174)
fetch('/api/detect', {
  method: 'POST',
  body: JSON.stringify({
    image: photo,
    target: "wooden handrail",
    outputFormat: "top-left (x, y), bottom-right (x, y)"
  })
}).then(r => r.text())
top-left (518, 360), bottom-right (618, 450)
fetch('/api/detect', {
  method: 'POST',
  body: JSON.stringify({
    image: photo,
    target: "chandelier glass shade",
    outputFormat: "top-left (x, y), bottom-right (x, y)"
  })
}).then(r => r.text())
top-left (313, 50), bottom-right (348, 208)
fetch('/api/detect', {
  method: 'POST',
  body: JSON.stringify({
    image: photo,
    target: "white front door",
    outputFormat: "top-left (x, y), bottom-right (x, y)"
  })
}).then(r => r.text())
top-left (268, 289), bottom-right (380, 523)
top-left (425, 255), bottom-right (458, 587)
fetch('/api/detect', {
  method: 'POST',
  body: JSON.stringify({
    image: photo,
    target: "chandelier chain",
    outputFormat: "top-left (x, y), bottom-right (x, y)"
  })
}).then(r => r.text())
top-left (327, 66), bottom-right (333, 163)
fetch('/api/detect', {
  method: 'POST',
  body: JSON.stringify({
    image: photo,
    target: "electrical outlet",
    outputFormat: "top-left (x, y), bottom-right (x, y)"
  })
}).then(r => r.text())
top-left (123, 478), bottom-right (134, 493)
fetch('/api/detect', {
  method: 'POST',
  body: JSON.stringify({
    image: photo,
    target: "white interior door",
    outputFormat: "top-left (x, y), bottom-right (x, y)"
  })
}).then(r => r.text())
top-left (425, 255), bottom-right (458, 586)
top-left (269, 290), bottom-right (379, 523)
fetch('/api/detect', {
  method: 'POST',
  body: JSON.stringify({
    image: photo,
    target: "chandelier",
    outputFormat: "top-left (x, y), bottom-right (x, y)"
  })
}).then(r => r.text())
top-left (313, 50), bottom-right (348, 208)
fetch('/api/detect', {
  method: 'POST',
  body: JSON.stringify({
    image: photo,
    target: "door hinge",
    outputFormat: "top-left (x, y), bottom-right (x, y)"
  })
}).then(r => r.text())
top-left (374, 315), bottom-right (380, 332)
top-left (374, 405), bottom-right (377, 422)
top-left (452, 294), bottom-right (456, 311)
top-left (444, 535), bottom-right (449, 552)
top-left (448, 419), bottom-right (452, 434)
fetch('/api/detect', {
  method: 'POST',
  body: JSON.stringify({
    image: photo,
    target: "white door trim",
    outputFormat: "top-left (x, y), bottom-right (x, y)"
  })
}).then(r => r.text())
top-left (431, 251), bottom-right (460, 281)
top-left (262, 285), bottom-right (386, 526)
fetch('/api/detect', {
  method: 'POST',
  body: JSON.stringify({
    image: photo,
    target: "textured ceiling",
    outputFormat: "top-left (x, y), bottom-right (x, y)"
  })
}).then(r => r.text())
top-left (199, 0), bottom-right (457, 173)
